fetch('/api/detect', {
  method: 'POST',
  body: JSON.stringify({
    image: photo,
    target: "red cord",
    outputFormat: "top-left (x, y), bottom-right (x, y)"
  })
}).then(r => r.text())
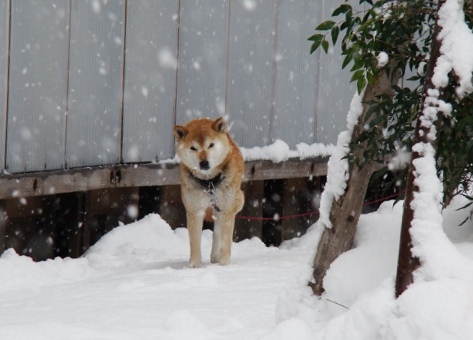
top-left (236, 191), bottom-right (403, 221)
top-left (236, 210), bottom-right (319, 221)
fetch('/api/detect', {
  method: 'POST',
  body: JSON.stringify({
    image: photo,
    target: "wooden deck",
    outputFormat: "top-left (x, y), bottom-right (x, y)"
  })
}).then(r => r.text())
top-left (0, 157), bottom-right (328, 200)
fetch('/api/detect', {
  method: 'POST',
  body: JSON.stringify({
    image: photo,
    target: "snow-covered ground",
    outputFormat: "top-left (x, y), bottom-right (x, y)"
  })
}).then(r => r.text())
top-left (1, 195), bottom-right (473, 340)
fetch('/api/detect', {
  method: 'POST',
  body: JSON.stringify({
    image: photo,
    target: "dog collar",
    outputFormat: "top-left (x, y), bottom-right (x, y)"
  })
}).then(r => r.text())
top-left (189, 172), bottom-right (225, 189)
top-left (189, 171), bottom-right (225, 213)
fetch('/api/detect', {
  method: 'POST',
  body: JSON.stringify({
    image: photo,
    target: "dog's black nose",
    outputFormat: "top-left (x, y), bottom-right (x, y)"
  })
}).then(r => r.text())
top-left (199, 160), bottom-right (210, 170)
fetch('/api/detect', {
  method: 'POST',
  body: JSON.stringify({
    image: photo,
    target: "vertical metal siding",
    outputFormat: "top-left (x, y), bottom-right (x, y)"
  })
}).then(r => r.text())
top-left (122, 0), bottom-right (179, 162)
top-left (1, 0), bottom-right (356, 174)
top-left (66, 0), bottom-right (125, 168)
top-left (6, 0), bottom-right (69, 172)
top-left (225, 0), bottom-right (277, 148)
top-left (315, 0), bottom-right (356, 145)
top-left (0, 0), bottom-right (9, 170)
top-left (175, 0), bottom-right (229, 124)
top-left (271, 0), bottom-right (319, 148)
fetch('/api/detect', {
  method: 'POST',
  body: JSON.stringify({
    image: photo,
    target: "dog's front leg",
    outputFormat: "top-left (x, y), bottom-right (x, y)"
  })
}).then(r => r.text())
top-left (187, 212), bottom-right (203, 268)
top-left (215, 212), bottom-right (236, 266)
top-left (210, 222), bottom-right (221, 264)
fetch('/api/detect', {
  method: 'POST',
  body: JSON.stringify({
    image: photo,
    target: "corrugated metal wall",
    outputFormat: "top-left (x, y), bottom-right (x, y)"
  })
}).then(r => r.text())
top-left (8, 0), bottom-right (69, 172)
top-left (66, 0), bottom-right (125, 168)
top-left (123, 1), bottom-right (179, 163)
top-left (0, 0), bottom-right (8, 170)
top-left (0, 0), bottom-right (354, 174)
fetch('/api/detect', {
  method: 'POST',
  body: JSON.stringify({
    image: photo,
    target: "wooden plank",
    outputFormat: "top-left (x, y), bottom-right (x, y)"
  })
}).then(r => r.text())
top-left (0, 158), bottom-right (329, 199)
top-left (7, 0), bottom-right (69, 172)
top-left (66, 0), bottom-right (125, 168)
top-left (122, 0), bottom-right (179, 162)
top-left (243, 158), bottom-right (328, 181)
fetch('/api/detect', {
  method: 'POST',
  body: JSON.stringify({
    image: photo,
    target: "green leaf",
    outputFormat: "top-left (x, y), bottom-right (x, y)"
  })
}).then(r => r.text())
top-left (357, 76), bottom-right (367, 94)
top-left (322, 40), bottom-right (329, 53)
top-left (342, 53), bottom-right (353, 69)
top-left (366, 71), bottom-right (377, 85)
top-left (350, 69), bottom-right (364, 83)
top-left (310, 43), bottom-right (318, 55)
top-left (332, 4), bottom-right (352, 17)
top-left (350, 56), bottom-right (364, 72)
top-left (331, 26), bottom-right (340, 45)
top-left (315, 20), bottom-right (336, 31)
top-left (308, 34), bottom-right (324, 54)
top-left (308, 33), bottom-right (323, 42)
top-left (358, 18), bottom-right (374, 33)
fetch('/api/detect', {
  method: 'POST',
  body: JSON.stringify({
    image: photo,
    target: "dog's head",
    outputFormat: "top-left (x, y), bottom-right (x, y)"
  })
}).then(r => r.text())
top-left (174, 117), bottom-right (230, 176)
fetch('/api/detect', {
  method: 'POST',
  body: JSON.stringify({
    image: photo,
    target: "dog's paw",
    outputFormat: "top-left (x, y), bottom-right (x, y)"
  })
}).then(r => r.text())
top-left (210, 246), bottom-right (220, 263)
top-left (189, 260), bottom-right (202, 268)
top-left (210, 251), bottom-right (220, 264)
top-left (218, 257), bottom-right (230, 266)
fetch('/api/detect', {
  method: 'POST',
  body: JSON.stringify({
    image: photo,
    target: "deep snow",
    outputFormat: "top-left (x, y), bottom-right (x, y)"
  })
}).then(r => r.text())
top-left (1, 195), bottom-right (473, 340)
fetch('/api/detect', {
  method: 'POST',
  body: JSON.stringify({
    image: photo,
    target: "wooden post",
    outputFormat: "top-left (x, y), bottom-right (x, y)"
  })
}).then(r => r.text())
top-left (138, 186), bottom-right (161, 219)
top-left (234, 180), bottom-right (264, 241)
top-left (395, 0), bottom-right (444, 297)
top-left (310, 67), bottom-right (401, 295)
top-left (281, 177), bottom-right (320, 241)
top-left (69, 192), bottom-right (85, 258)
top-left (262, 179), bottom-right (284, 246)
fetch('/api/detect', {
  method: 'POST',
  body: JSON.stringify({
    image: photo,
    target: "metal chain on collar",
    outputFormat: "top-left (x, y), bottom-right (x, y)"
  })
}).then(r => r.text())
top-left (208, 181), bottom-right (221, 212)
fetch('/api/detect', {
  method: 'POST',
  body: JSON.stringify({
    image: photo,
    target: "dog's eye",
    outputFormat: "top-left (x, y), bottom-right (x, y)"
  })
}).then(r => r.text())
top-left (208, 143), bottom-right (214, 148)
top-left (190, 146), bottom-right (197, 151)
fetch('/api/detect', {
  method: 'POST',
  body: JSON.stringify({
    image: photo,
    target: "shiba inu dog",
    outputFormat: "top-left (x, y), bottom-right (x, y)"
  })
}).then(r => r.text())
top-left (174, 117), bottom-right (244, 267)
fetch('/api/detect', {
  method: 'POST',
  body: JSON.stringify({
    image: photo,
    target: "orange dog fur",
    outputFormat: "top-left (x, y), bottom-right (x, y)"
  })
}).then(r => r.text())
top-left (174, 117), bottom-right (244, 267)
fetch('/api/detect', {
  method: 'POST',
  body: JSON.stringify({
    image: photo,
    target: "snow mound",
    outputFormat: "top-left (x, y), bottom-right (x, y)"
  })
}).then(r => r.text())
top-left (85, 214), bottom-right (191, 271)
top-left (0, 248), bottom-right (92, 292)
top-left (278, 196), bottom-right (473, 340)
top-left (385, 279), bottom-right (473, 340)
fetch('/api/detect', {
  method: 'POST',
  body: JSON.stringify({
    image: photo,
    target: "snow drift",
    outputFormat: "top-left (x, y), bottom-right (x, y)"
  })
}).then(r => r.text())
top-left (1, 196), bottom-right (473, 339)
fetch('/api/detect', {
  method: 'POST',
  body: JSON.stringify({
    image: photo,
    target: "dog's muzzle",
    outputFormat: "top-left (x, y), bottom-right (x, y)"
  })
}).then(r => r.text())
top-left (199, 160), bottom-right (210, 170)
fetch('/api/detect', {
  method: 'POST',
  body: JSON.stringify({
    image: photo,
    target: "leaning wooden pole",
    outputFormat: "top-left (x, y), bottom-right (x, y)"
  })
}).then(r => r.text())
top-left (394, 0), bottom-right (445, 298)
top-left (310, 67), bottom-right (400, 296)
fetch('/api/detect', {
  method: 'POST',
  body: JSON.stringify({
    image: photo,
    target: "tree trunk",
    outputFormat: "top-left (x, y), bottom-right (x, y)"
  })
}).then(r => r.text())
top-left (310, 68), bottom-right (401, 296)
top-left (394, 1), bottom-right (445, 298)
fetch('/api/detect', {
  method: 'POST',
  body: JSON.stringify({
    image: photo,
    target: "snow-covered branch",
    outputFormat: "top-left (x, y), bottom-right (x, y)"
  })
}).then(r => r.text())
top-left (317, 92), bottom-right (364, 229)
top-left (433, 0), bottom-right (473, 98)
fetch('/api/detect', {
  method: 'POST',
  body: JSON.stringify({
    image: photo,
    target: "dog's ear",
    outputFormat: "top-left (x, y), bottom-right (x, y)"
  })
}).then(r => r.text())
top-left (174, 125), bottom-right (188, 140)
top-left (212, 117), bottom-right (226, 133)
